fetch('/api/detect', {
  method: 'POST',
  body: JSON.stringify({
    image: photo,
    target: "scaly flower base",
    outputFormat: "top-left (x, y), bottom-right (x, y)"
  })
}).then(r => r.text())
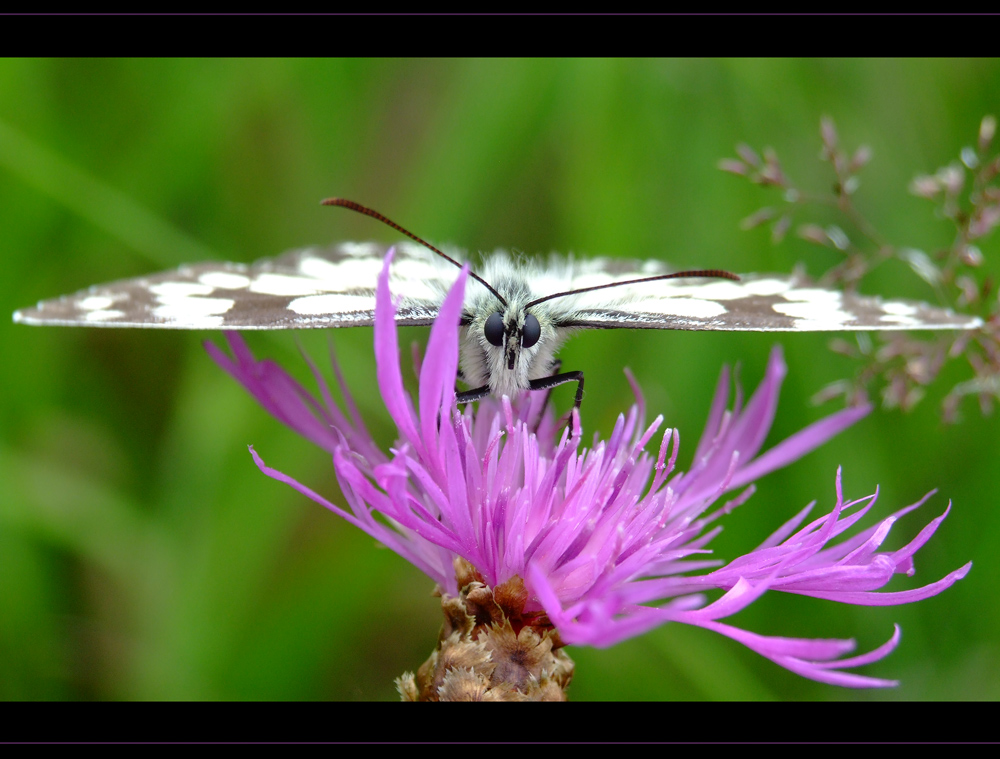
top-left (398, 559), bottom-right (574, 701)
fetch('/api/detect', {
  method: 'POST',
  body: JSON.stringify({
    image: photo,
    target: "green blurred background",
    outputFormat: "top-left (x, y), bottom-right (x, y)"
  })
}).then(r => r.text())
top-left (1, 59), bottom-right (998, 702)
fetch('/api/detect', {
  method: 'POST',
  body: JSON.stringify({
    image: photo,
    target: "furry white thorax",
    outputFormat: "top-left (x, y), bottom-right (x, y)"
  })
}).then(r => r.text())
top-left (458, 253), bottom-right (575, 398)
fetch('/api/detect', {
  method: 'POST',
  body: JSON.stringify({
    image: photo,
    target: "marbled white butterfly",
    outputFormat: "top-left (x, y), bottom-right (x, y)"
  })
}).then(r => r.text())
top-left (14, 199), bottom-right (982, 407)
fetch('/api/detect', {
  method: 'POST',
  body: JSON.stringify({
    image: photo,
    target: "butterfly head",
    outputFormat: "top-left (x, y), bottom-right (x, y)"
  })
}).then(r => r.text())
top-left (485, 308), bottom-right (540, 370)
top-left (461, 290), bottom-right (565, 399)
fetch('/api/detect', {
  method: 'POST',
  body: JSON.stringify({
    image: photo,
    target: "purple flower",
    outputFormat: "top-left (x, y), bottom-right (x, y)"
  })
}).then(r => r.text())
top-left (208, 249), bottom-right (970, 690)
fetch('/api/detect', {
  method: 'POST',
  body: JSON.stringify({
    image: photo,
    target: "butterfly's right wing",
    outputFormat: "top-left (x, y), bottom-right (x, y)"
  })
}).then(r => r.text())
top-left (550, 268), bottom-right (982, 332)
top-left (14, 242), bottom-right (457, 330)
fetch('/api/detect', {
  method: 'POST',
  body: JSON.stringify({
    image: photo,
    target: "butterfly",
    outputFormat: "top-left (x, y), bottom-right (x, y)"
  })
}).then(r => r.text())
top-left (14, 199), bottom-right (982, 408)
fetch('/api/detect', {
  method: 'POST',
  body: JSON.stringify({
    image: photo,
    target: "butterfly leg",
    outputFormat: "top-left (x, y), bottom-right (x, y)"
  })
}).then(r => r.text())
top-left (529, 369), bottom-right (584, 434)
top-left (527, 360), bottom-right (561, 434)
top-left (440, 382), bottom-right (490, 431)
top-left (529, 369), bottom-right (584, 407)
top-left (456, 385), bottom-right (491, 404)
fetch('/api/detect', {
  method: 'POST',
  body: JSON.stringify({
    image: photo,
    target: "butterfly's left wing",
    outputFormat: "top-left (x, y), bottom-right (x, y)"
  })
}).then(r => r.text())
top-left (14, 242), bottom-right (456, 330)
top-left (549, 268), bottom-right (981, 332)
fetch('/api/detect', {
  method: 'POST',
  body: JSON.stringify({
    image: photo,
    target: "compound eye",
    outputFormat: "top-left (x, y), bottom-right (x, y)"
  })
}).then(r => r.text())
top-left (521, 313), bottom-right (541, 348)
top-left (484, 312), bottom-right (504, 347)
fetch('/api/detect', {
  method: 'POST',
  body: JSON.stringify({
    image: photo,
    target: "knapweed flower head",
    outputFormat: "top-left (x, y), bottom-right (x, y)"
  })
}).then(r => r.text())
top-left (208, 249), bottom-right (970, 699)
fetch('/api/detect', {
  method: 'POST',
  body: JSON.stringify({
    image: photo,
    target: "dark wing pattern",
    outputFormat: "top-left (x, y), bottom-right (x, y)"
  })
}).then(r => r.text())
top-left (555, 272), bottom-right (981, 332)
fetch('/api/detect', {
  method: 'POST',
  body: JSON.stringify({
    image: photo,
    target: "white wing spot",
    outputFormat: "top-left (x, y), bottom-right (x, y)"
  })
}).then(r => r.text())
top-left (199, 272), bottom-right (251, 290)
top-left (662, 280), bottom-right (750, 301)
top-left (289, 293), bottom-right (375, 316)
top-left (389, 258), bottom-right (446, 282)
top-left (399, 280), bottom-right (445, 302)
top-left (651, 278), bottom-right (790, 301)
top-left (881, 302), bottom-right (918, 316)
top-left (740, 278), bottom-right (792, 297)
top-left (150, 282), bottom-right (215, 298)
top-left (339, 242), bottom-right (384, 258)
top-left (152, 298), bottom-right (235, 324)
top-left (80, 296), bottom-right (116, 310)
top-left (250, 273), bottom-right (323, 297)
top-left (774, 301), bottom-right (852, 324)
top-left (298, 256), bottom-right (375, 282)
top-left (782, 287), bottom-right (842, 304)
top-left (631, 296), bottom-right (727, 319)
top-left (85, 309), bottom-right (125, 322)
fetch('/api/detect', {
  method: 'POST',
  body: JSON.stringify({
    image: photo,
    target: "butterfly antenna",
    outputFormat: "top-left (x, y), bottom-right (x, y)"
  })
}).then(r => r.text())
top-left (322, 198), bottom-right (507, 305)
top-left (525, 269), bottom-right (741, 309)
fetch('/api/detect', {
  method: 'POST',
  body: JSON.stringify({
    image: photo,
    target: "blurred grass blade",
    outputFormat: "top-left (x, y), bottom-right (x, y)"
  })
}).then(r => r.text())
top-left (0, 117), bottom-right (216, 267)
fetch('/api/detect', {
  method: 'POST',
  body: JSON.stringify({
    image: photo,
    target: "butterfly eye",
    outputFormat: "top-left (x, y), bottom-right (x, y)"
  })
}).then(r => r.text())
top-left (485, 312), bottom-right (504, 347)
top-left (521, 313), bottom-right (541, 348)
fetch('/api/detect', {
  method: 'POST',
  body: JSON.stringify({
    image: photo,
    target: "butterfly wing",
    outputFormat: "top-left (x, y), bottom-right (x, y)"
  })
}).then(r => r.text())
top-left (13, 242), bottom-right (455, 330)
top-left (547, 266), bottom-right (981, 332)
top-left (15, 245), bottom-right (982, 333)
